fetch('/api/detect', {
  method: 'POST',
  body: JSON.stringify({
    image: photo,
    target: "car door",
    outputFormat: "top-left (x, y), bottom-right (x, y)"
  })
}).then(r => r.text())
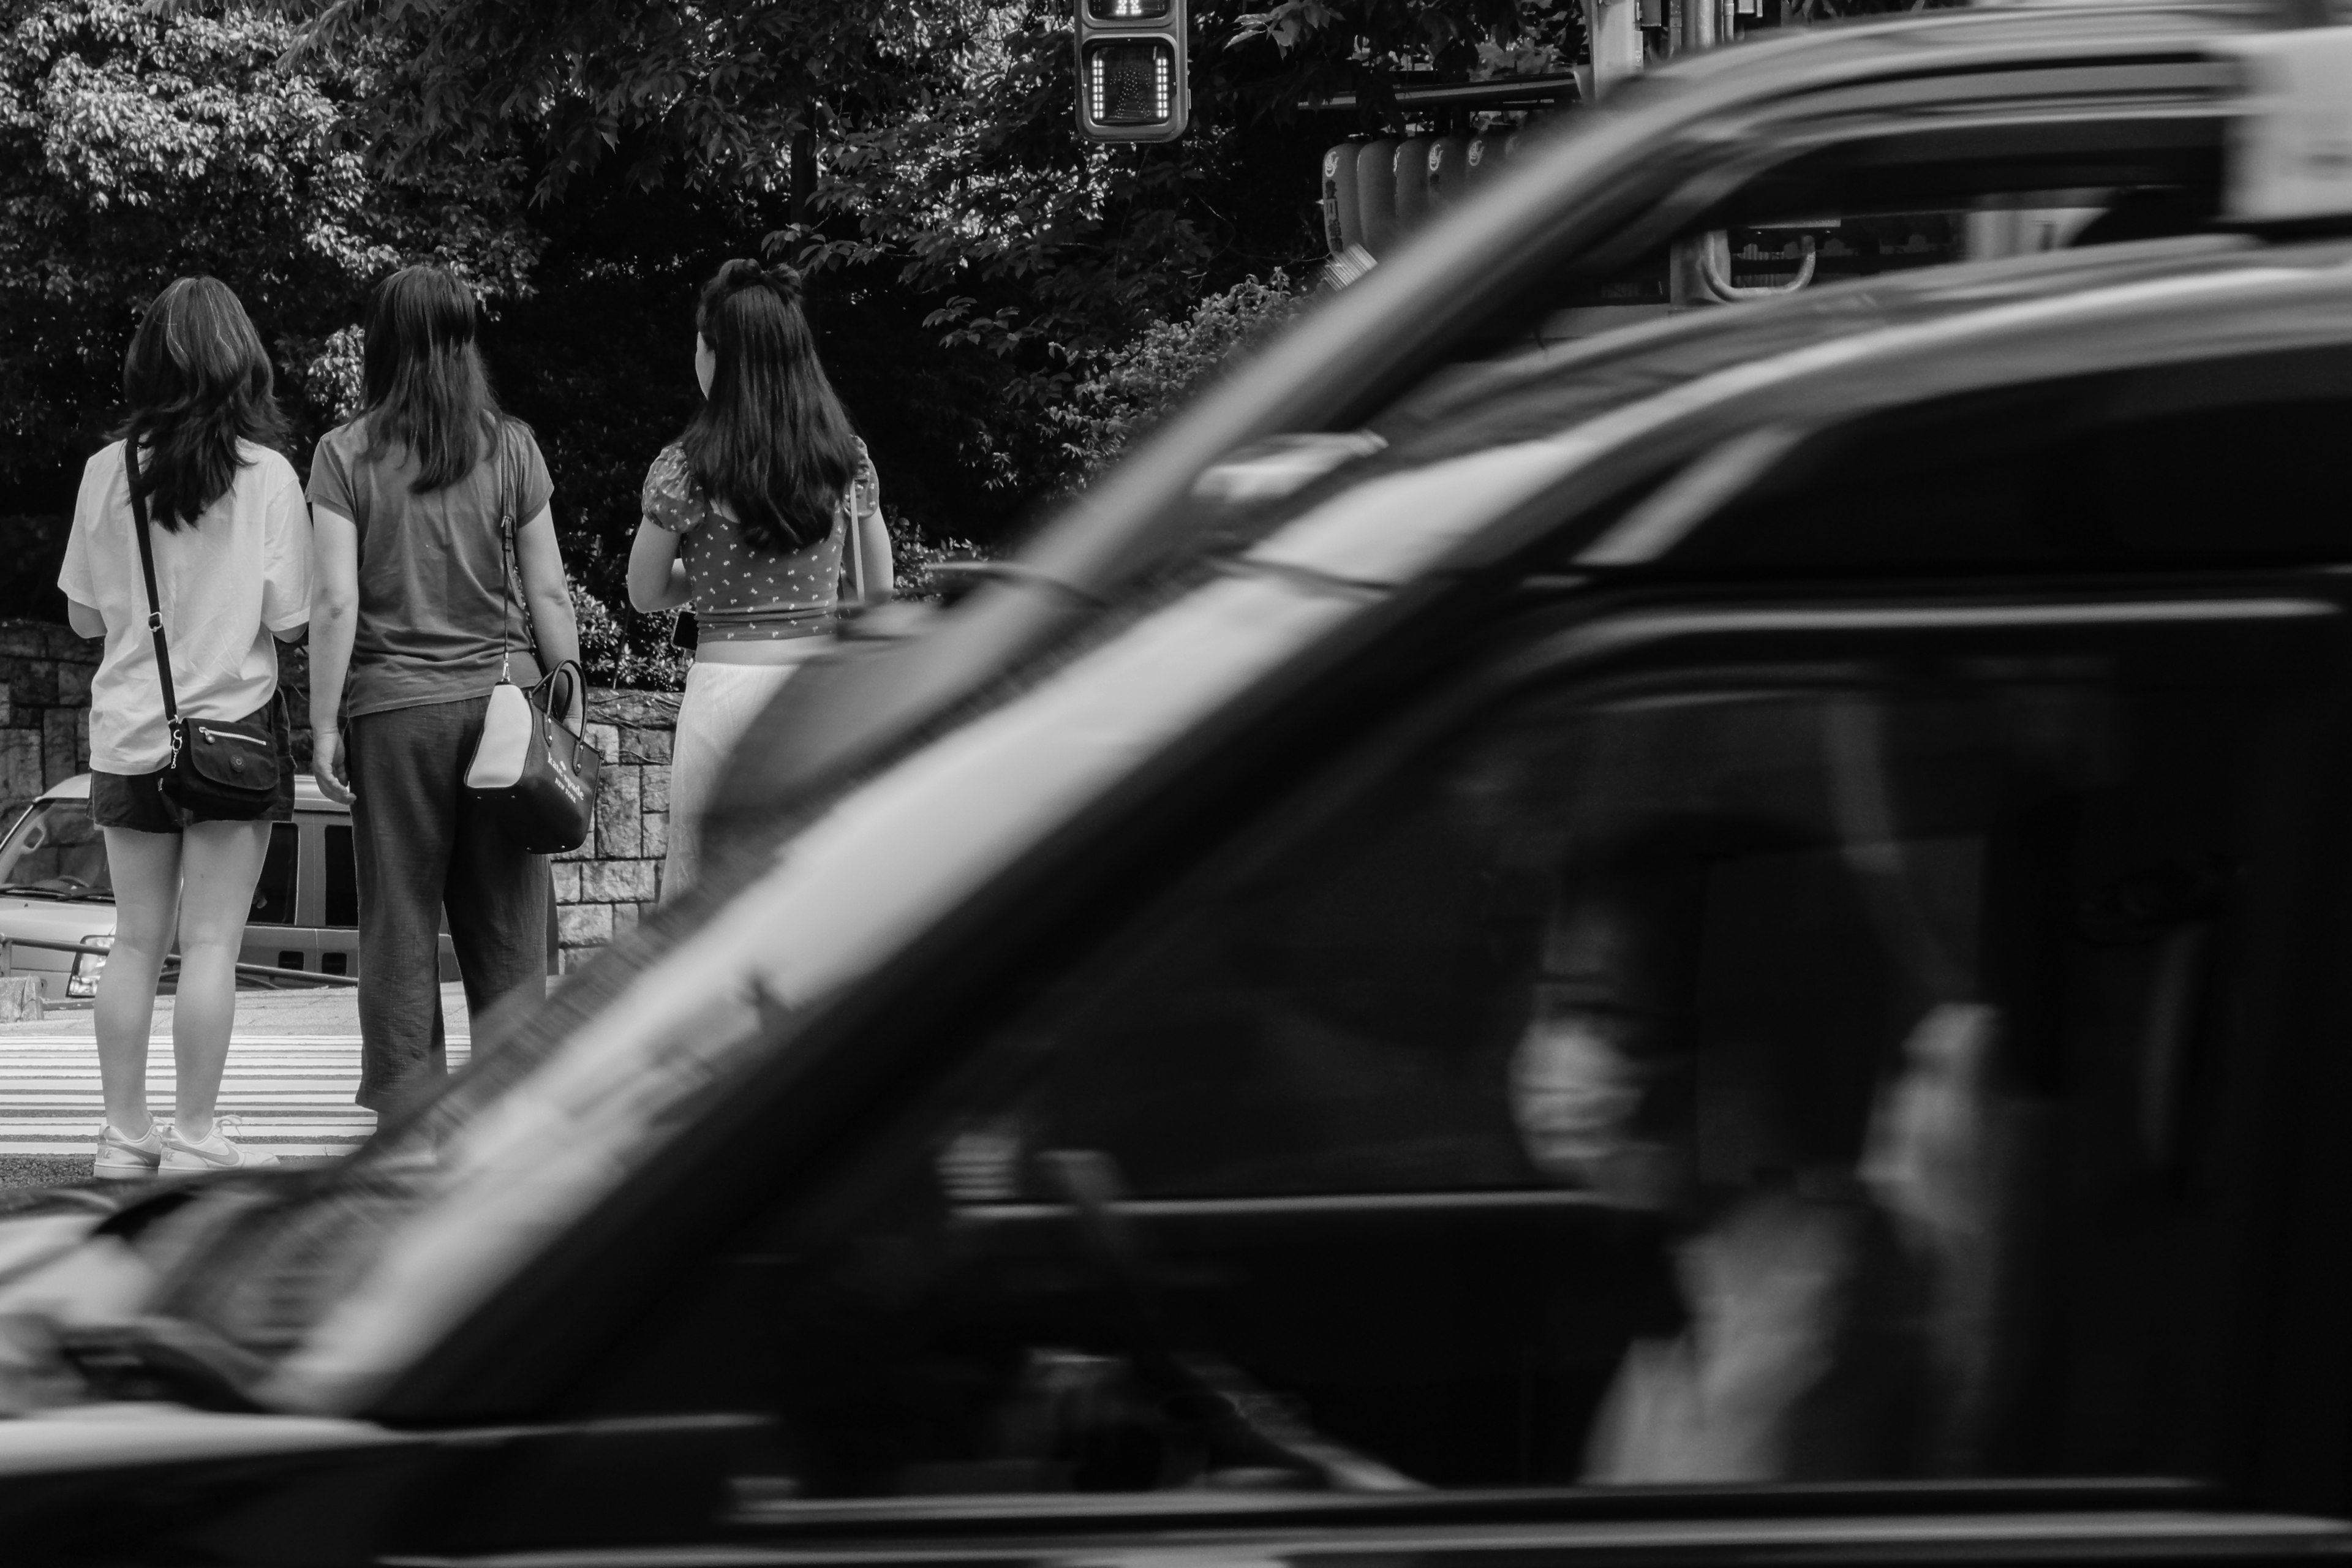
top-left (437, 578), bottom-right (2352, 1565)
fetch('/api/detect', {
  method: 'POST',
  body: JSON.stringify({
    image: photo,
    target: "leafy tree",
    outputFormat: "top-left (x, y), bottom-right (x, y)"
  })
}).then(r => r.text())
top-left (21, 0), bottom-right (1877, 651)
top-left (268, 1), bottom-right (1347, 494)
top-left (0, 0), bottom-right (533, 461)
top-left (0, 0), bottom-right (531, 614)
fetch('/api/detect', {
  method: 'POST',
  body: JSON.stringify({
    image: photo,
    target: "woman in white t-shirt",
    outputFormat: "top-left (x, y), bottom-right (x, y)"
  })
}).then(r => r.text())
top-left (58, 277), bottom-right (312, 1180)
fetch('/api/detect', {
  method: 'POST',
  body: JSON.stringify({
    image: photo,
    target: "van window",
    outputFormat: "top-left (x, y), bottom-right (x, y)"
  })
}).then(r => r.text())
top-left (325, 824), bottom-right (358, 927)
top-left (0, 799), bottom-right (108, 897)
top-left (251, 823), bottom-right (298, 925)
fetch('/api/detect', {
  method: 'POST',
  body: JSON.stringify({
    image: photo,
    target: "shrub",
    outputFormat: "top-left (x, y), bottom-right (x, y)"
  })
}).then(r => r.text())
top-left (1052, 271), bottom-right (1308, 484)
top-left (571, 578), bottom-right (687, 691)
top-left (891, 516), bottom-right (989, 601)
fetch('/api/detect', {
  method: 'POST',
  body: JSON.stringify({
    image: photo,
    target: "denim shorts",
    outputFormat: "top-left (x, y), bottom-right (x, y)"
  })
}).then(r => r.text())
top-left (89, 698), bottom-right (296, 832)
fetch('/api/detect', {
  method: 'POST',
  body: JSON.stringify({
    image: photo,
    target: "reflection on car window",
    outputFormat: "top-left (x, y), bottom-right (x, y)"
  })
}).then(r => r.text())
top-left (744, 652), bottom-right (2301, 1497)
top-left (0, 800), bottom-right (110, 898)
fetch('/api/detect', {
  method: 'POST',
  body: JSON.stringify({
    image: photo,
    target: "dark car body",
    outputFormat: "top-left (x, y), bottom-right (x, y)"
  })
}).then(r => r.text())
top-left (9, 9), bottom-right (2352, 1568)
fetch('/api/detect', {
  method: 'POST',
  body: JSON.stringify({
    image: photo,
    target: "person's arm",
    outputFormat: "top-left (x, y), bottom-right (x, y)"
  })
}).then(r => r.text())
top-left (308, 507), bottom-right (361, 805)
top-left (848, 445), bottom-right (892, 603)
top-left (851, 505), bottom-right (894, 605)
top-left (627, 519), bottom-right (692, 612)
top-left (59, 459), bottom-right (105, 641)
top-left (514, 505), bottom-right (584, 728)
top-left (263, 465), bottom-right (312, 647)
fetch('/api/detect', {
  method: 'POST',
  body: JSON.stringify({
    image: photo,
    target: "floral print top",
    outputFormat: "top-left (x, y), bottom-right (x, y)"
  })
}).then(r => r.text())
top-left (639, 437), bottom-right (878, 641)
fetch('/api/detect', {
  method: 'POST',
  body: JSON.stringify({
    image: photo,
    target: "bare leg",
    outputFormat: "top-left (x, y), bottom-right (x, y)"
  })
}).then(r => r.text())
top-left (167, 820), bottom-right (270, 1143)
top-left (96, 827), bottom-right (181, 1139)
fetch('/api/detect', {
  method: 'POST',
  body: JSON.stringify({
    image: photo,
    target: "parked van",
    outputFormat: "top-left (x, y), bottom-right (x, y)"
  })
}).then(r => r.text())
top-left (0, 774), bottom-right (458, 1001)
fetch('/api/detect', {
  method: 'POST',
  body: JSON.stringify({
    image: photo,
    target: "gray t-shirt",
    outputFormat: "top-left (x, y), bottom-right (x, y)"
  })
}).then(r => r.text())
top-left (307, 415), bottom-right (554, 718)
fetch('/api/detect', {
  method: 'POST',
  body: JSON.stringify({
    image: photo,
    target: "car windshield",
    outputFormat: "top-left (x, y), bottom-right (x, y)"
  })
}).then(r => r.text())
top-left (112, 570), bottom-right (1368, 1417)
top-left (0, 799), bottom-right (110, 900)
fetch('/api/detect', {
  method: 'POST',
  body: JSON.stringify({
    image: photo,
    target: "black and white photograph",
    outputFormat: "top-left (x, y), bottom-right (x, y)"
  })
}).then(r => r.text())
top-left (5, 0), bottom-right (2352, 1562)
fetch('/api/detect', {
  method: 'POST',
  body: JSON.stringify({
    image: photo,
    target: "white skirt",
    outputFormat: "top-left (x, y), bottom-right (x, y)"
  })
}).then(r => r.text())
top-left (663, 655), bottom-right (818, 900)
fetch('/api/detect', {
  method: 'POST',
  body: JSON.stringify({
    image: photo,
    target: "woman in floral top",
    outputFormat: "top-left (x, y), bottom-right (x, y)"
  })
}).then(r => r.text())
top-left (628, 259), bottom-right (890, 898)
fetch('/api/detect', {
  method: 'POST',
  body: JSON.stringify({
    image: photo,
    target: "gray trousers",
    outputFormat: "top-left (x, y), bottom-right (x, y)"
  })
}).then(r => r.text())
top-left (347, 695), bottom-right (548, 1115)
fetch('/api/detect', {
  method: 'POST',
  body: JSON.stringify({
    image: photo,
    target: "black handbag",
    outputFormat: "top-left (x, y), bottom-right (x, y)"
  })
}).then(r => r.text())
top-left (460, 428), bottom-right (601, 854)
top-left (126, 442), bottom-right (282, 823)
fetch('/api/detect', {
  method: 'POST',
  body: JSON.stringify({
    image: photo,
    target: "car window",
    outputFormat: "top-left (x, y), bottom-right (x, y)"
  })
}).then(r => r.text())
top-left (1672, 350), bottom-right (2352, 572)
top-left (250, 823), bottom-right (298, 925)
top-left (707, 610), bottom-right (2329, 1499)
top-left (324, 824), bottom-right (358, 928)
top-left (0, 799), bottom-right (109, 899)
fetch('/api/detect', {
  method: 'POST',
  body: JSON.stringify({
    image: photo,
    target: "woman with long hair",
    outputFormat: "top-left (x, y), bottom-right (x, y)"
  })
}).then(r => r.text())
top-left (306, 265), bottom-right (581, 1119)
top-left (59, 277), bottom-right (311, 1177)
top-left (628, 258), bottom-right (890, 897)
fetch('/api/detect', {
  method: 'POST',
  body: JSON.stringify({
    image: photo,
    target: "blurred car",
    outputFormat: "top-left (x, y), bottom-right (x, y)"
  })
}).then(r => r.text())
top-left (10, 8), bottom-right (2352, 1567)
top-left (0, 775), bottom-right (458, 1000)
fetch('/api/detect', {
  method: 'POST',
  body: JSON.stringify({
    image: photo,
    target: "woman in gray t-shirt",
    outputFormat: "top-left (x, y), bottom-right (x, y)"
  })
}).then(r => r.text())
top-left (306, 265), bottom-right (582, 1118)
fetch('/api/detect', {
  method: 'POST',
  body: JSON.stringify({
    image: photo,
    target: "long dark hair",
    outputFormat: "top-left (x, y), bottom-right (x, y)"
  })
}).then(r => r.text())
top-left (118, 277), bottom-right (287, 532)
top-left (680, 259), bottom-right (859, 551)
top-left (360, 265), bottom-right (505, 493)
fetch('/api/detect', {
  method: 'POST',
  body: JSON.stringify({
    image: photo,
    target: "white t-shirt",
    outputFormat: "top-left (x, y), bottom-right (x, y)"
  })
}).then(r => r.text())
top-left (59, 439), bottom-right (312, 775)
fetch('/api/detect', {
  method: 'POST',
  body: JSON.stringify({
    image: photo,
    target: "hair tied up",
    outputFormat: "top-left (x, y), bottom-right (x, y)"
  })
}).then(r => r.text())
top-left (718, 255), bottom-right (804, 308)
top-left (767, 264), bottom-right (804, 306)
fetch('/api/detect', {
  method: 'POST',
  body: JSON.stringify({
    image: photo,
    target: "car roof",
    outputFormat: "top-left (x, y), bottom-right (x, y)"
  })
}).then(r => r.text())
top-left (1250, 234), bottom-right (2352, 582)
top-left (38, 773), bottom-right (348, 814)
top-left (709, 2), bottom-right (2330, 835)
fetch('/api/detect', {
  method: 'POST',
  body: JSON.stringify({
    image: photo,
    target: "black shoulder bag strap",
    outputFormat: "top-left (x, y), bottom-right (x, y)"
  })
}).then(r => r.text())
top-left (124, 440), bottom-right (182, 760)
top-left (487, 422), bottom-right (581, 726)
top-left (493, 419), bottom-right (524, 685)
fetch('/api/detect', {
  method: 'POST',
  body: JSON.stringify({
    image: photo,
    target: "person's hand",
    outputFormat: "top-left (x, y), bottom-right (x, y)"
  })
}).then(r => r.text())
top-left (312, 724), bottom-right (356, 806)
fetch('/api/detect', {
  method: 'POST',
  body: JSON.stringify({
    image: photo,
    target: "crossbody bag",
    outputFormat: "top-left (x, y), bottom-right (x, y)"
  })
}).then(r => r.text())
top-left (125, 442), bottom-right (282, 822)
top-left (461, 424), bottom-right (601, 853)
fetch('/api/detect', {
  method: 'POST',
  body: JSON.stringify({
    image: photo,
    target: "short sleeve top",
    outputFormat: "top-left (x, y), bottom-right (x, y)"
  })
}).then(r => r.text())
top-left (308, 417), bottom-right (555, 717)
top-left (641, 438), bottom-right (877, 642)
top-left (60, 440), bottom-right (311, 774)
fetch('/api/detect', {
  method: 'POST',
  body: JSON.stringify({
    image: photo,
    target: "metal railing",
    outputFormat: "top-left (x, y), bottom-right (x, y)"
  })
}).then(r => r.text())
top-left (0, 934), bottom-right (358, 989)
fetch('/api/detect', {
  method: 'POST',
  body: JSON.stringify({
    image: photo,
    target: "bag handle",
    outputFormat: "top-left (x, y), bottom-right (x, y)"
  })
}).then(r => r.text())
top-left (533, 658), bottom-right (587, 719)
top-left (124, 441), bottom-right (182, 746)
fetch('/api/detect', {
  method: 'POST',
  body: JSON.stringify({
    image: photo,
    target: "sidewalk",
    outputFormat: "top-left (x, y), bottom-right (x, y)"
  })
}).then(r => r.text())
top-left (0, 982), bottom-right (473, 1187)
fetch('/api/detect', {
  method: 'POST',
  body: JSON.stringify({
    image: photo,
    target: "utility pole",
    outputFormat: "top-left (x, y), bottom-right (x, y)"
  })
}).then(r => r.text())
top-left (790, 124), bottom-right (816, 225)
top-left (1585, 0), bottom-right (1644, 97)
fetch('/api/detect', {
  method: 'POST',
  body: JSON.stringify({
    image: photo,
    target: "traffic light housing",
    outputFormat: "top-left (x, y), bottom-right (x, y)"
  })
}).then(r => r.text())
top-left (1075, 0), bottom-right (1189, 143)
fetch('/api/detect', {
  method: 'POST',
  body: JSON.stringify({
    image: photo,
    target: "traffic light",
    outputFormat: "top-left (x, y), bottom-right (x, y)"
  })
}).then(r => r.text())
top-left (1075, 0), bottom-right (1189, 143)
top-left (1319, 132), bottom-right (1516, 265)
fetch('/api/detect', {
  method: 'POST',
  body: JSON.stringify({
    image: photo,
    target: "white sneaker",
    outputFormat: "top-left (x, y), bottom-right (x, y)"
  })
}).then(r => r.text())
top-left (93, 1121), bottom-right (165, 1181)
top-left (160, 1114), bottom-right (281, 1174)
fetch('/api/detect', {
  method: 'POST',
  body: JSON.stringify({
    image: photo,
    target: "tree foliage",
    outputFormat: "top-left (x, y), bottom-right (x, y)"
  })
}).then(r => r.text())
top-left (8, 0), bottom-right (1898, 652)
top-left (0, 0), bottom-right (532, 491)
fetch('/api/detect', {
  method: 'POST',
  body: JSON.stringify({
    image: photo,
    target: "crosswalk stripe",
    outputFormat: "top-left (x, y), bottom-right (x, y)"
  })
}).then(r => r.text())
top-left (0, 1145), bottom-right (366, 1157)
top-left (0, 1037), bottom-right (470, 1048)
top-left (0, 1034), bottom-right (470, 1161)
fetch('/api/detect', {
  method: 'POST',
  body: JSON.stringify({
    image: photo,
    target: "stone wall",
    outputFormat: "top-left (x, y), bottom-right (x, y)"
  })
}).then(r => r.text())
top-left (0, 621), bottom-right (96, 830)
top-left (556, 688), bottom-right (677, 971)
top-left (2, 617), bottom-right (674, 971)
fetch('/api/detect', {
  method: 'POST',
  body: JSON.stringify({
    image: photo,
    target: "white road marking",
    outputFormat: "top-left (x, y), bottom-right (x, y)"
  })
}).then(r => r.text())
top-left (0, 1033), bottom-right (470, 1158)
